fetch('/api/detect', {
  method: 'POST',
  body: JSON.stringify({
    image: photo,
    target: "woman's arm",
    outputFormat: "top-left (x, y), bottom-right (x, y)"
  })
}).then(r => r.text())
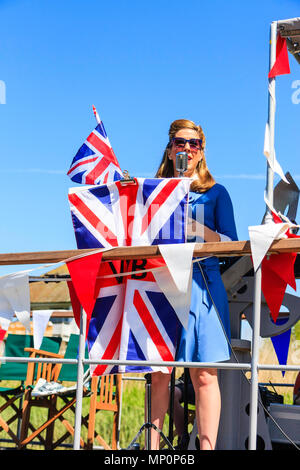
top-left (215, 186), bottom-right (238, 241)
top-left (187, 186), bottom-right (238, 243)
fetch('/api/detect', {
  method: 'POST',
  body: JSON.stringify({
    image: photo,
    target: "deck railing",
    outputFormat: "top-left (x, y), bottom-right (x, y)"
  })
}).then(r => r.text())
top-left (1, 238), bottom-right (300, 450)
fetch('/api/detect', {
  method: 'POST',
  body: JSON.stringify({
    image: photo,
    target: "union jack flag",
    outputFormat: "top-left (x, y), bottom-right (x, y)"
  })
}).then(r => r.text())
top-left (67, 118), bottom-right (123, 185)
top-left (88, 259), bottom-right (181, 375)
top-left (68, 178), bottom-right (189, 248)
top-left (68, 177), bottom-right (190, 375)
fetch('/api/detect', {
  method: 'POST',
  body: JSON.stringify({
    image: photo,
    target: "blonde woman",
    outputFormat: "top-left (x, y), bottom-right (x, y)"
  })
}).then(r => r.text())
top-left (150, 119), bottom-right (238, 450)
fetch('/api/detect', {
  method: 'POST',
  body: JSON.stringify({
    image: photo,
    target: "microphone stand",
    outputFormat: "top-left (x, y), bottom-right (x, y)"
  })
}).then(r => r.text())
top-left (126, 373), bottom-right (175, 450)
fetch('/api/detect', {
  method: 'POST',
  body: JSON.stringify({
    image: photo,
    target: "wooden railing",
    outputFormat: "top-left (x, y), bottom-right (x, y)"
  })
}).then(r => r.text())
top-left (1, 238), bottom-right (300, 451)
top-left (1, 238), bottom-right (300, 266)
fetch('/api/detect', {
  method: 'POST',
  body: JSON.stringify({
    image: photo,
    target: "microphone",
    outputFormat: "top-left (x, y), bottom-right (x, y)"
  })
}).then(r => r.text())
top-left (176, 152), bottom-right (188, 177)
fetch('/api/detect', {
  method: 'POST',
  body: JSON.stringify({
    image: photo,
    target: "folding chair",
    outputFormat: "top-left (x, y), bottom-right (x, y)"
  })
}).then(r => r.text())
top-left (20, 334), bottom-right (123, 450)
top-left (0, 334), bottom-right (61, 448)
top-left (19, 334), bottom-right (90, 449)
top-left (86, 373), bottom-right (122, 450)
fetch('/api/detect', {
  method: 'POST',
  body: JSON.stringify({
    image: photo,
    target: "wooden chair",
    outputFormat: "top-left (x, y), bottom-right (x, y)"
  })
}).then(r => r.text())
top-left (19, 334), bottom-right (89, 450)
top-left (19, 334), bottom-right (123, 450)
top-left (0, 334), bottom-right (61, 448)
top-left (86, 373), bottom-right (122, 450)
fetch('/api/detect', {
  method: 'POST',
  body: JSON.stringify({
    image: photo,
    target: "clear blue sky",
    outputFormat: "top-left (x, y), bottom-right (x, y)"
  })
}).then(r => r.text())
top-left (0, 0), bottom-right (299, 276)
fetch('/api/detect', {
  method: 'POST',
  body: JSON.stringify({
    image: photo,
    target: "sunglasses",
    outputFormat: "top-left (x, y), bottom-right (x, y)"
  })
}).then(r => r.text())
top-left (171, 137), bottom-right (202, 150)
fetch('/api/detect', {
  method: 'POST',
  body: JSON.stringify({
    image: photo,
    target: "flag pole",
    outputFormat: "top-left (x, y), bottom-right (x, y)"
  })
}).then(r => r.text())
top-left (92, 104), bottom-right (101, 124)
top-left (248, 264), bottom-right (262, 450)
top-left (248, 20), bottom-right (278, 451)
top-left (265, 21), bottom-right (278, 220)
top-left (73, 306), bottom-right (87, 450)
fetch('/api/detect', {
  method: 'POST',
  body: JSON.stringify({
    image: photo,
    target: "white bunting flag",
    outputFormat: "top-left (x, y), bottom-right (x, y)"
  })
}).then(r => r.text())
top-left (0, 273), bottom-right (31, 333)
top-left (152, 243), bottom-right (195, 329)
top-left (263, 123), bottom-right (289, 184)
top-left (248, 222), bottom-right (291, 272)
top-left (0, 312), bottom-right (14, 333)
top-left (33, 310), bottom-right (53, 349)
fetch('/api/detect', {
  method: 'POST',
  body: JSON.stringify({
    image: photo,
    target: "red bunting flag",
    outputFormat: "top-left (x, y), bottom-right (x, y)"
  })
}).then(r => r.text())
top-left (0, 329), bottom-right (6, 342)
top-left (268, 34), bottom-right (290, 78)
top-left (67, 280), bottom-right (81, 329)
top-left (261, 214), bottom-right (298, 323)
top-left (66, 251), bottom-right (103, 335)
top-left (261, 252), bottom-right (297, 323)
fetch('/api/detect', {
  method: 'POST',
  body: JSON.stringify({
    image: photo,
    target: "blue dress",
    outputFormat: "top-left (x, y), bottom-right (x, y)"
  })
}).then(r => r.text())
top-left (176, 183), bottom-right (238, 363)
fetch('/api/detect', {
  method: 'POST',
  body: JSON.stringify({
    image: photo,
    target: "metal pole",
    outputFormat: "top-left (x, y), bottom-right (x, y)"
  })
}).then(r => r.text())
top-left (168, 369), bottom-right (175, 445)
top-left (145, 374), bottom-right (152, 450)
top-left (265, 21), bottom-right (278, 220)
top-left (248, 265), bottom-right (262, 450)
top-left (117, 378), bottom-right (123, 449)
top-left (73, 307), bottom-right (87, 450)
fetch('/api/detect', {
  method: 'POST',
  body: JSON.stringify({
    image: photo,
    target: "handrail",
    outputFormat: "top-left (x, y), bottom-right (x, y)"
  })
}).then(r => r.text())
top-left (0, 238), bottom-right (300, 265)
top-left (1, 356), bottom-right (299, 372)
top-left (1, 240), bottom-right (299, 451)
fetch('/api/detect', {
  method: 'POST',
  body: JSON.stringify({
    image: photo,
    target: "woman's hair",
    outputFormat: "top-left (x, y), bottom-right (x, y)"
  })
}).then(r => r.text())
top-left (155, 119), bottom-right (215, 193)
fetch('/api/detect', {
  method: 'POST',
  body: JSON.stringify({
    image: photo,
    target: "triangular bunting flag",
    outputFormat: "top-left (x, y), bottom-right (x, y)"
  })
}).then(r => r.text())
top-left (0, 312), bottom-right (12, 343)
top-left (66, 251), bottom-right (103, 335)
top-left (67, 280), bottom-right (82, 330)
top-left (152, 243), bottom-right (195, 329)
top-left (0, 312), bottom-right (14, 334)
top-left (0, 273), bottom-right (31, 333)
top-left (263, 251), bottom-right (297, 290)
top-left (152, 267), bottom-right (193, 331)
top-left (158, 243), bottom-right (195, 293)
top-left (261, 255), bottom-right (296, 323)
top-left (271, 322), bottom-right (291, 377)
top-left (263, 124), bottom-right (289, 184)
top-left (249, 199), bottom-right (299, 323)
top-left (260, 212), bottom-right (299, 323)
top-left (248, 221), bottom-right (290, 272)
top-left (33, 310), bottom-right (53, 350)
top-left (268, 34), bottom-right (290, 78)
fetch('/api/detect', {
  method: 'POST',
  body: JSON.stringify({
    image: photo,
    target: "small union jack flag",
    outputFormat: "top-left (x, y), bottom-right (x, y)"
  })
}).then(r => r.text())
top-left (68, 177), bottom-right (190, 375)
top-left (67, 115), bottom-right (123, 185)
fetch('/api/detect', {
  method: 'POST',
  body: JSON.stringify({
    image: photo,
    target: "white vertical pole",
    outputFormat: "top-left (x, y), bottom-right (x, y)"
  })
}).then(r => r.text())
top-left (248, 265), bottom-right (262, 449)
top-left (117, 379), bottom-right (123, 449)
top-left (73, 307), bottom-right (87, 450)
top-left (248, 21), bottom-right (278, 450)
top-left (265, 21), bottom-right (278, 216)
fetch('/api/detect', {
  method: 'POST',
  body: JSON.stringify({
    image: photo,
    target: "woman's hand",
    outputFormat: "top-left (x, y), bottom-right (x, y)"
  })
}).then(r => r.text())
top-left (187, 218), bottom-right (221, 242)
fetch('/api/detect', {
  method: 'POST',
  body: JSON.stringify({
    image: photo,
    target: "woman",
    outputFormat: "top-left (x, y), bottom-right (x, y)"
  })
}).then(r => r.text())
top-left (149, 119), bottom-right (238, 450)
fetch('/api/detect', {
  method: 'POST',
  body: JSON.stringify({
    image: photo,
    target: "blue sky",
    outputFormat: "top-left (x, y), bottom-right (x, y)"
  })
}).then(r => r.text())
top-left (0, 0), bottom-right (300, 276)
